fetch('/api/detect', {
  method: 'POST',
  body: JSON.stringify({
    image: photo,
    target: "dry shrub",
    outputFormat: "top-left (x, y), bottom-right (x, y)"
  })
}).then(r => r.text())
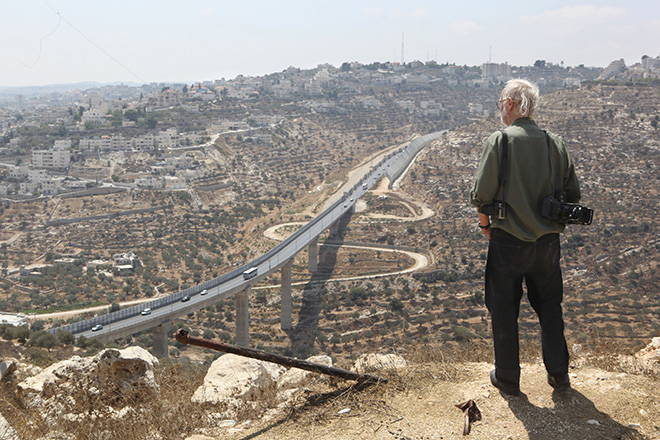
top-left (0, 357), bottom-right (210, 440)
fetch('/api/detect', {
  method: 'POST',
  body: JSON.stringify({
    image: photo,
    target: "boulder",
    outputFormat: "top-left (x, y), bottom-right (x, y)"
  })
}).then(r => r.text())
top-left (191, 353), bottom-right (286, 407)
top-left (19, 347), bottom-right (159, 398)
top-left (634, 337), bottom-right (660, 373)
top-left (95, 346), bottom-right (159, 393)
top-left (17, 347), bottom-right (159, 423)
top-left (354, 353), bottom-right (407, 373)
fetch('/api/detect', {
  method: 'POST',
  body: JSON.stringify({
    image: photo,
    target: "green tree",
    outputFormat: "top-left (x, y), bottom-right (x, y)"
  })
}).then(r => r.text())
top-left (109, 110), bottom-right (123, 127)
top-left (124, 109), bottom-right (139, 122)
top-left (144, 114), bottom-right (157, 129)
top-left (56, 330), bottom-right (76, 345)
top-left (29, 331), bottom-right (57, 349)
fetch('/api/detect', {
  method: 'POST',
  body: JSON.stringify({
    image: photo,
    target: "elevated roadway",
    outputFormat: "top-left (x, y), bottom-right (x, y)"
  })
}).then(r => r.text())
top-left (50, 131), bottom-right (445, 355)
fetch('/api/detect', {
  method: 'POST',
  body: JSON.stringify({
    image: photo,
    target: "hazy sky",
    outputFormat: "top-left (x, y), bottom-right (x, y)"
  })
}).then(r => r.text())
top-left (1, 0), bottom-right (659, 87)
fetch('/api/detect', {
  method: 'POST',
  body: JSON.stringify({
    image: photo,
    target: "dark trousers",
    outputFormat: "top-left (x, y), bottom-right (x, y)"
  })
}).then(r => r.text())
top-left (485, 229), bottom-right (569, 386)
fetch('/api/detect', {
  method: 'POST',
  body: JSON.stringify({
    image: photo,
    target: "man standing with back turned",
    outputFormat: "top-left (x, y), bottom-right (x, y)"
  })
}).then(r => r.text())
top-left (470, 79), bottom-right (581, 396)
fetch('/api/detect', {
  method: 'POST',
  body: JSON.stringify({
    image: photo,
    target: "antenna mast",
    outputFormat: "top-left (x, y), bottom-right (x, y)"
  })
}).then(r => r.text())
top-left (401, 33), bottom-right (405, 65)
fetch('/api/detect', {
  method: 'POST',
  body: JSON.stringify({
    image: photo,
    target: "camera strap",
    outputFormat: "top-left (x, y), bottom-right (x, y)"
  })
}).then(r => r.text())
top-left (543, 130), bottom-right (555, 195)
top-left (498, 129), bottom-right (509, 203)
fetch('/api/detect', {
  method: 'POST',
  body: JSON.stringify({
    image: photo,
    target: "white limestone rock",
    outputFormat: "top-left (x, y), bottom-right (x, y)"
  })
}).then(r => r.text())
top-left (635, 337), bottom-right (660, 362)
top-left (95, 346), bottom-right (159, 393)
top-left (19, 347), bottom-right (158, 398)
top-left (353, 353), bottom-right (407, 373)
top-left (632, 337), bottom-right (660, 374)
top-left (191, 353), bottom-right (286, 407)
top-left (17, 347), bottom-right (159, 423)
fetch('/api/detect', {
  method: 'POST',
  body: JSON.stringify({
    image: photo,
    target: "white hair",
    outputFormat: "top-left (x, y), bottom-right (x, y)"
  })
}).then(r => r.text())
top-left (502, 79), bottom-right (539, 118)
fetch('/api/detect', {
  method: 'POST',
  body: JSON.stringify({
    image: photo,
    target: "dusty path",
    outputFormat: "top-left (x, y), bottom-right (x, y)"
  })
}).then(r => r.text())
top-left (253, 244), bottom-right (429, 290)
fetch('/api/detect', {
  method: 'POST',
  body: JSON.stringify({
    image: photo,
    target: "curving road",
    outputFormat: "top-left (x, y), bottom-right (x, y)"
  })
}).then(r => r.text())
top-left (50, 131), bottom-right (445, 341)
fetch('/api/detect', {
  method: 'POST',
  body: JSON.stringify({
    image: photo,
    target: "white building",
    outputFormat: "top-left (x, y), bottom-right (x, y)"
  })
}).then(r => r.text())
top-left (641, 54), bottom-right (660, 70)
top-left (113, 252), bottom-right (140, 268)
top-left (41, 178), bottom-right (64, 195)
top-left (156, 89), bottom-right (181, 107)
top-left (157, 128), bottom-right (179, 148)
top-left (163, 176), bottom-right (185, 189)
top-left (482, 62), bottom-right (512, 79)
top-left (27, 168), bottom-right (48, 183)
top-left (272, 80), bottom-right (294, 98)
top-left (62, 179), bottom-right (90, 190)
top-left (81, 108), bottom-right (109, 126)
top-left (251, 115), bottom-right (279, 127)
top-left (32, 148), bottom-right (71, 169)
top-left (598, 59), bottom-right (626, 80)
top-left (9, 165), bottom-right (29, 180)
top-left (135, 176), bottom-right (164, 188)
top-left (19, 181), bottom-right (38, 194)
top-left (134, 134), bottom-right (155, 151)
top-left (0, 313), bottom-right (28, 327)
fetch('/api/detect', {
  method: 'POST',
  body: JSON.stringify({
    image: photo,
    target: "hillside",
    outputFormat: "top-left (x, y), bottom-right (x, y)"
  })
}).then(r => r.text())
top-left (1, 81), bottom-right (660, 439)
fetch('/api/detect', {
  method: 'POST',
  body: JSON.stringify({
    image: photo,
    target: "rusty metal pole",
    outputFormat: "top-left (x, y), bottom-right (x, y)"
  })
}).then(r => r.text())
top-left (175, 329), bottom-right (386, 385)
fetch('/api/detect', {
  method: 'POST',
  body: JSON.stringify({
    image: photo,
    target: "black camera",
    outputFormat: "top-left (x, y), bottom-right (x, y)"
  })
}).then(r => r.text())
top-left (479, 201), bottom-right (506, 219)
top-left (541, 191), bottom-right (594, 225)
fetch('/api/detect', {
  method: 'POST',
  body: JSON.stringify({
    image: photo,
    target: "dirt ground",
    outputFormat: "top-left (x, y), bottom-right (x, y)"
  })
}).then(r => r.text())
top-left (213, 361), bottom-right (659, 440)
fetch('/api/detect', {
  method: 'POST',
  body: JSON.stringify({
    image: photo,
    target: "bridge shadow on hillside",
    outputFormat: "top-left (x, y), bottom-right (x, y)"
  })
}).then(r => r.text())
top-left (505, 388), bottom-right (648, 440)
top-left (287, 210), bottom-right (354, 358)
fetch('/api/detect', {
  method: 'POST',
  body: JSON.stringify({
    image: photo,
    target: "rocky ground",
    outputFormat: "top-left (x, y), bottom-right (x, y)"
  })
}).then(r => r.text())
top-left (2, 338), bottom-right (660, 440)
top-left (229, 361), bottom-right (658, 440)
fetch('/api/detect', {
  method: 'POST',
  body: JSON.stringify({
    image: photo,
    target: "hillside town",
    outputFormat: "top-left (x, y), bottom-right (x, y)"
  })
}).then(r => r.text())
top-left (1, 55), bottom-right (658, 201)
top-left (1, 53), bottom-right (660, 439)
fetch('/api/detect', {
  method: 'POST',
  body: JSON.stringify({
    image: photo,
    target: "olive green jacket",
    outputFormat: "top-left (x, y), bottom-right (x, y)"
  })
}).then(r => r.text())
top-left (469, 118), bottom-right (581, 242)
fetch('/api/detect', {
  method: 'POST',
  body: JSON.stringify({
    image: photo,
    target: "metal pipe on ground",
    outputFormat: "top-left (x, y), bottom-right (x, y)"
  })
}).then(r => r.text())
top-left (174, 329), bottom-right (386, 386)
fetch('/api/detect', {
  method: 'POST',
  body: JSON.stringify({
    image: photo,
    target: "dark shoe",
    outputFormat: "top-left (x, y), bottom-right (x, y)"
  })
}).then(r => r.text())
top-left (547, 373), bottom-right (570, 390)
top-left (490, 369), bottom-right (520, 396)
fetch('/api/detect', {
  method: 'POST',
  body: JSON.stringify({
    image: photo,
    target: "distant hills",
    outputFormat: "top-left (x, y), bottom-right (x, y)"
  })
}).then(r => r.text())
top-left (0, 82), bottom-right (141, 97)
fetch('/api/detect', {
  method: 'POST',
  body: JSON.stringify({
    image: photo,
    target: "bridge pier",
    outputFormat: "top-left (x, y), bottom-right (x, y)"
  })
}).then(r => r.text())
top-left (308, 237), bottom-right (318, 273)
top-left (152, 321), bottom-right (172, 359)
top-left (236, 287), bottom-right (250, 347)
top-left (329, 220), bottom-right (340, 237)
top-left (280, 261), bottom-right (293, 330)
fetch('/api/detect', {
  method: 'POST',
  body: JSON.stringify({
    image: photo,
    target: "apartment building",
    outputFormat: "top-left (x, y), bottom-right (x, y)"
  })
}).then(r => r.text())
top-left (81, 108), bottom-right (109, 126)
top-left (482, 62), bottom-right (512, 79)
top-left (157, 128), bottom-right (179, 148)
top-left (32, 148), bottom-right (71, 169)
